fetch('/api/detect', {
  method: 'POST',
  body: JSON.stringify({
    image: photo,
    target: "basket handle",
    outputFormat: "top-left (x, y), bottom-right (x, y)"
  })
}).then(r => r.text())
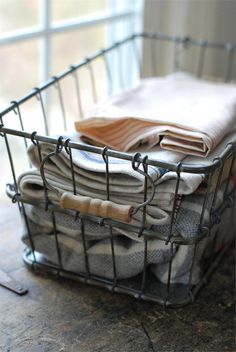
top-left (60, 192), bottom-right (133, 223)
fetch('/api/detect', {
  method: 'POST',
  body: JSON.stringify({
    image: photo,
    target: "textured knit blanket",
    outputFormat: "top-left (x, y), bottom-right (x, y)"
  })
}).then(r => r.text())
top-left (22, 203), bottom-right (235, 284)
top-left (75, 72), bottom-right (236, 157)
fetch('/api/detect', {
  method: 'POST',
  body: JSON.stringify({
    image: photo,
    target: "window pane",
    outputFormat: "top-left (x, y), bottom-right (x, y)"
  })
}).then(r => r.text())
top-left (0, 39), bottom-right (40, 106)
top-left (52, 0), bottom-right (108, 21)
top-left (49, 25), bottom-right (108, 133)
top-left (0, 39), bottom-right (40, 194)
top-left (50, 25), bottom-right (107, 75)
top-left (0, 0), bottom-right (40, 34)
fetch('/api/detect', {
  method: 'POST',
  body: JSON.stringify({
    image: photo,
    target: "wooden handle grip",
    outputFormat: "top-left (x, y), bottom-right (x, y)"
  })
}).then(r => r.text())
top-left (60, 192), bottom-right (133, 223)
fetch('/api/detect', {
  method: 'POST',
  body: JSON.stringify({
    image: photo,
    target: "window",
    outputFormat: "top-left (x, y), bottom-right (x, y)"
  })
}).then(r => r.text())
top-left (0, 0), bottom-right (142, 104)
top-left (0, 0), bottom-right (143, 195)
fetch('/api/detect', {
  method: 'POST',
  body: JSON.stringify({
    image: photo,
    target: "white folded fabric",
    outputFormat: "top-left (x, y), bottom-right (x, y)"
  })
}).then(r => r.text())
top-left (75, 72), bottom-right (236, 157)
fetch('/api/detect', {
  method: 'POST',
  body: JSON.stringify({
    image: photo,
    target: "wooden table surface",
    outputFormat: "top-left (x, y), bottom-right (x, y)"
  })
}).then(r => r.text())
top-left (0, 193), bottom-right (235, 352)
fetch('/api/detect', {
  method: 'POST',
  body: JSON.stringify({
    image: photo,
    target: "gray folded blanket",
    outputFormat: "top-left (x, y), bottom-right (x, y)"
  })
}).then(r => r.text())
top-left (21, 204), bottom-right (200, 284)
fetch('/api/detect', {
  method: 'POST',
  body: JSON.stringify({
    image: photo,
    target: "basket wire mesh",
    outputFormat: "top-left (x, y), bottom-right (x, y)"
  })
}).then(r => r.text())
top-left (0, 32), bottom-right (235, 307)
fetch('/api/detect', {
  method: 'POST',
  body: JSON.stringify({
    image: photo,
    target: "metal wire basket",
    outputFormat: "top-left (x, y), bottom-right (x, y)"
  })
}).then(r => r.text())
top-left (0, 32), bottom-right (235, 307)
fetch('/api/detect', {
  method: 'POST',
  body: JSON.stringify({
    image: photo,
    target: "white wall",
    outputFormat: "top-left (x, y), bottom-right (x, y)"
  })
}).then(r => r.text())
top-left (142, 0), bottom-right (236, 79)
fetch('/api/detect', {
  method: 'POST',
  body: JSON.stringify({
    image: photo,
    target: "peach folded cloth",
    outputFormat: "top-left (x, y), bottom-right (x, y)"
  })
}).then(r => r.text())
top-left (75, 72), bottom-right (236, 157)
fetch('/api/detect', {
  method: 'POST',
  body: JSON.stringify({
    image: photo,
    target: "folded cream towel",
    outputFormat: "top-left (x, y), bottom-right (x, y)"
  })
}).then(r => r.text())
top-left (75, 72), bottom-right (236, 157)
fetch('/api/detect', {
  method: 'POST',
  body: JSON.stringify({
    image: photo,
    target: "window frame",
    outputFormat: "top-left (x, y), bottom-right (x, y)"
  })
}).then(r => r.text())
top-left (0, 0), bottom-right (142, 85)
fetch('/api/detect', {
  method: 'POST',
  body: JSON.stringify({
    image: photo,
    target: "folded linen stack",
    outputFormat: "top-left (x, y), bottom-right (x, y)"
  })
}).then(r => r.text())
top-left (18, 72), bottom-right (236, 285)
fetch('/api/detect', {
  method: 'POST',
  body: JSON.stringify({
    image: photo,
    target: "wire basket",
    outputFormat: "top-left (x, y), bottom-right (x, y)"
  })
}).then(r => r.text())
top-left (0, 32), bottom-right (235, 307)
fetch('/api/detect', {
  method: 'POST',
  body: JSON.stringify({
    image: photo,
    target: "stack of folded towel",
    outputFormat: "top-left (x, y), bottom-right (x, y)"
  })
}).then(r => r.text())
top-left (18, 71), bottom-right (236, 285)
